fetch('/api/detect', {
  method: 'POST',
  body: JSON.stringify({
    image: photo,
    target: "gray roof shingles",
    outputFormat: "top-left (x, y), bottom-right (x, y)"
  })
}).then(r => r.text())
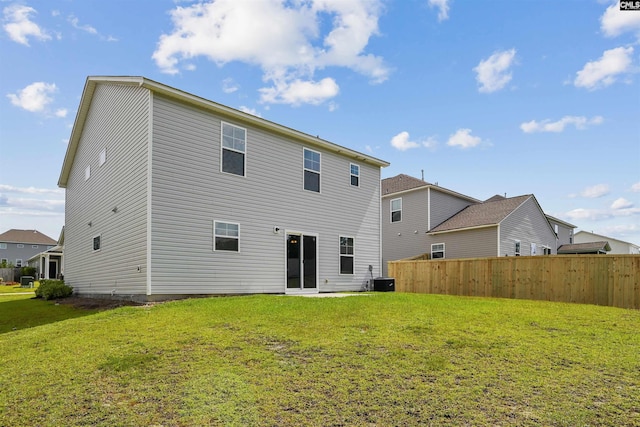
top-left (429, 195), bottom-right (532, 233)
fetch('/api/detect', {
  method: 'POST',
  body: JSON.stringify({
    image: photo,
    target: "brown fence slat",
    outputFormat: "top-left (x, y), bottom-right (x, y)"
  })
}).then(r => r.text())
top-left (389, 255), bottom-right (640, 310)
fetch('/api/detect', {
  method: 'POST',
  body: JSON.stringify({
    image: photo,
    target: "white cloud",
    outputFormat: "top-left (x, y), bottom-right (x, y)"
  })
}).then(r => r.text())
top-left (473, 49), bottom-right (517, 93)
top-left (611, 197), bottom-right (633, 210)
top-left (222, 78), bottom-right (239, 94)
top-left (422, 136), bottom-right (438, 149)
top-left (565, 208), bottom-right (612, 221)
top-left (0, 184), bottom-right (64, 196)
top-left (68, 15), bottom-right (97, 34)
top-left (55, 108), bottom-right (68, 118)
top-left (259, 77), bottom-right (339, 106)
top-left (601, 1), bottom-right (640, 37)
top-left (580, 184), bottom-right (610, 198)
top-left (7, 82), bottom-right (58, 113)
top-left (574, 46), bottom-right (634, 90)
top-left (152, 0), bottom-right (389, 106)
top-left (2, 4), bottom-right (50, 46)
top-left (390, 131), bottom-right (420, 151)
top-left (428, 0), bottom-right (450, 22)
top-left (238, 106), bottom-right (261, 117)
top-left (446, 128), bottom-right (482, 149)
top-left (520, 115), bottom-right (604, 133)
top-left (631, 182), bottom-right (640, 192)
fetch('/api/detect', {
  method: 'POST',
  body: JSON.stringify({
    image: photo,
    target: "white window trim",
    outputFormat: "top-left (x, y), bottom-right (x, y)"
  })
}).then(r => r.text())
top-left (431, 243), bottom-right (445, 259)
top-left (220, 122), bottom-right (247, 177)
top-left (99, 148), bottom-right (107, 166)
top-left (515, 240), bottom-right (521, 256)
top-left (92, 234), bottom-right (102, 252)
top-left (1, 258), bottom-right (8, 264)
top-left (32, 245), bottom-right (39, 248)
top-left (339, 235), bottom-right (355, 275)
top-left (350, 163), bottom-right (360, 187)
top-left (16, 259), bottom-right (23, 267)
top-left (85, 165), bottom-right (91, 181)
top-left (17, 244), bottom-right (24, 248)
top-left (390, 197), bottom-right (402, 223)
top-left (213, 220), bottom-right (240, 253)
top-left (0, 243), bottom-right (6, 249)
top-left (303, 148), bottom-right (321, 193)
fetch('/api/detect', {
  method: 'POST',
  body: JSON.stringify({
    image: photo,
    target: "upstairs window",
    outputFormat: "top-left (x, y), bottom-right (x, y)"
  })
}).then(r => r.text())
top-left (93, 235), bottom-right (101, 251)
top-left (391, 198), bottom-right (402, 223)
top-left (214, 221), bottom-right (240, 252)
top-left (339, 236), bottom-right (354, 274)
top-left (303, 148), bottom-right (320, 192)
top-left (0, 243), bottom-right (6, 249)
top-left (350, 163), bottom-right (360, 187)
top-left (17, 244), bottom-right (24, 248)
top-left (32, 245), bottom-right (38, 248)
top-left (221, 122), bottom-right (246, 177)
top-left (431, 243), bottom-right (445, 259)
top-left (16, 259), bottom-right (23, 267)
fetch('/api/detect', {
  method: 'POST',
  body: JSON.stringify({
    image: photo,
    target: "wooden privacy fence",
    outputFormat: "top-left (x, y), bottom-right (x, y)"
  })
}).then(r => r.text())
top-left (388, 255), bottom-right (640, 310)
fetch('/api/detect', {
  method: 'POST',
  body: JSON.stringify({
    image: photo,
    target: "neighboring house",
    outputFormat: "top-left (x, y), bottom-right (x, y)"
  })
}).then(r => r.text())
top-left (382, 173), bottom-right (560, 273)
top-left (557, 241), bottom-right (611, 254)
top-left (0, 229), bottom-right (57, 268)
top-left (381, 174), bottom-right (480, 275)
top-left (546, 215), bottom-right (576, 248)
top-left (58, 76), bottom-right (389, 300)
top-left (574, 231), bottom-right (640, 254)
top-left (27, 227), bottom-right (64, 279)
top-left (426, 194), bottom-right (558, 259)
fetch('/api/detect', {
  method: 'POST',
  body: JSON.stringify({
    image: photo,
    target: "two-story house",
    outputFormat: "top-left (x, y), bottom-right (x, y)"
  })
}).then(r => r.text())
top-left (0, 229), bottom-right (57, 268)
top-left (381, 174), bottom-right (480, 275)
top-left (58, 76), bottom-right (389, 300)
top-left (382, 174), bottom-right (562, 272)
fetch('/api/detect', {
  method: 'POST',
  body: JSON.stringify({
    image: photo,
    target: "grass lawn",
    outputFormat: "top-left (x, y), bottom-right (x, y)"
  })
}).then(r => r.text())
top-left (0, 283), bottom-right (38, 293)
top-left (1, 293), bottom-right (638, 426)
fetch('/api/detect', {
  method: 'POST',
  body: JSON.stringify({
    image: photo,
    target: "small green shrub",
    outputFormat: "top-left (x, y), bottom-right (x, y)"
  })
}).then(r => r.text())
top-left (35, 280), bottom-right (73, 300)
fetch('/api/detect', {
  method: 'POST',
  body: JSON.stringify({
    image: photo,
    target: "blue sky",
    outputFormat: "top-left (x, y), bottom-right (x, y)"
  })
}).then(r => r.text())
top-left (1, 0), bottom-right (639, 246)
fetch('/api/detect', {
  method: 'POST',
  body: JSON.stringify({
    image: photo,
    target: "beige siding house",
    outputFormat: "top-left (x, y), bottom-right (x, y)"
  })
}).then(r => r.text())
top-left (58, 76), bottom-right (389, 300)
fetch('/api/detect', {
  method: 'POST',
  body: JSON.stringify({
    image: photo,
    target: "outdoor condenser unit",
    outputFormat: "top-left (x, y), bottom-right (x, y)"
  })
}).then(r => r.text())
top-left (372, 277), bottom-right (395, 292)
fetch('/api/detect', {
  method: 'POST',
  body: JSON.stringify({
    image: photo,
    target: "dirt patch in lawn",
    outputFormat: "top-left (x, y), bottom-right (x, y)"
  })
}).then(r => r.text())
top-left (54, 297), bottom-right (146, 311)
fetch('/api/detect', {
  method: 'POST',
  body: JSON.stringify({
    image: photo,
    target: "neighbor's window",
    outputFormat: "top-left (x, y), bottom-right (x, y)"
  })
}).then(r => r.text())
top-left (1, 258), bottom-right (7, 264)
top-left (339, 236), bottom-right (354, 274)
top-left (543, 246), bottom-right (552, 255)
top-left (303, 148), bottom-right (321, 192)
top-left (85, 165), bottom-right (91, 180)
top-left (515, 241), bottom-right (521, 256)
top-left (214, 221), bottom-right (239, 252)
top-left (0, 243), bottom-right (6, 249)
top-left (99, 148), bottom-right (107, 166)
top-left (531, 243), bottom-right (537, 256)
top-left (350, 163), bottom-right (360, 187)
top-left (431, 243), bottom-right (445, 259)
top-left (569, 229), bottom-right (573, 244)
top-left (17, 244), bottom-right (24, 248)
top-left (16, 259), bottom-right (23, 267)
top-left (93, 235), bottom-right (101, 252)
top-left (391, 198), bottom-right (402, 223)
top-left (221, 122), bottom-right (246, 177)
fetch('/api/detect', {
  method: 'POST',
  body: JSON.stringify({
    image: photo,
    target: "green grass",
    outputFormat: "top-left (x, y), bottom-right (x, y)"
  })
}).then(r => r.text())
top-left (0, 294), bottom-right (96, 333)
top-left (0, 283), bottom-right (38, 293)
top-left (1, 293), bottom-right (639, 426)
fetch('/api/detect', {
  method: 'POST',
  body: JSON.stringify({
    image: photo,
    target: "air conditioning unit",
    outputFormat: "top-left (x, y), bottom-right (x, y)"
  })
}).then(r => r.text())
top-left (372, 277), bottom-right (395, 292)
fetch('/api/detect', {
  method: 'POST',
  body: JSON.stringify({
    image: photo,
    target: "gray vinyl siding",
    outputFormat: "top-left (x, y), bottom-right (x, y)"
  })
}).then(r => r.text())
top-left (500, 198), bottom-right (557, 256)
top-left (149, 94), bottom-right (381, 294)
top-left (381, 189), bottom-right (429, 276)
top-left (426, 226), bottom-right (498, 259)
top-left (548, 219), bottom-right (573, 247)
top-left (0, 244), bottom-right (48, 266)
top-left (429, 188), bottom-right (475, 230)
top-left (64, 83), bottom-right (149, 295)
top-left (381, 187), bottom-right (475, 275)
